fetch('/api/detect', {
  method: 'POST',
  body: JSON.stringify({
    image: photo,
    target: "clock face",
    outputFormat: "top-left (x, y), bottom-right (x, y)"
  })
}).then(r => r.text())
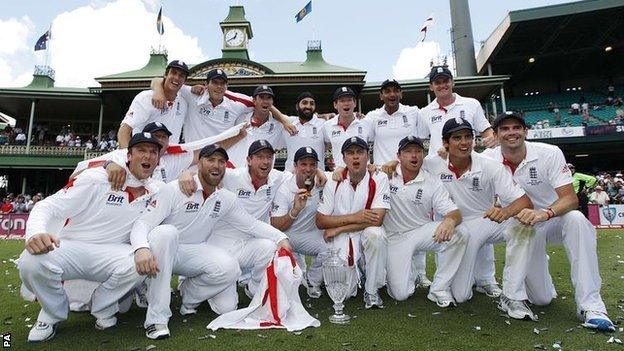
top-left (225, 28), bottom-right (245, 47)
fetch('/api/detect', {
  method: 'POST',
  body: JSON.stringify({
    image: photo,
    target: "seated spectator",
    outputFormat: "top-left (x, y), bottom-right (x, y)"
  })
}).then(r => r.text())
top-left (581, 102), bottom-right (589, 114)
top-left (75, 136), bottom-right (82, 147)
top-left (571, 102), bottom-right (580, 115)
top-left (55, 134), bottom-right (63, 145)
top-left (543, 119), bottom-right (550, 128)
top-left (614, 96), bottom-right (623, 107)
top-left (535, 120), bottom-right (543, 129)
top-left (15, 132), bottom-right (26, 145)
top-left (547, 102), bottom-right (555, 113)
top-left (582, 111), bottom-right (590, 126)
top-left (85, 139), bottom-right (93, 150)
top-left (0, 197), bottom-right (14, 214)
top-left (589, 186), bottom-right (609, 206)
top-left (25, 194), bottom-right (42, 212)
top-left (13, 195), bottom-right (28, 214)
top-left (554, 113), bottom-right (561, 126)
top-left (608, 85), bottom-right (615, 98)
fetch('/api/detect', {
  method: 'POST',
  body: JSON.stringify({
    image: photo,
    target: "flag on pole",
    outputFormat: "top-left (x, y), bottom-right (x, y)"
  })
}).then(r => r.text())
top-left (34, 29), bottom-right (51, 51)
top-left (295, 1), bottom-right (312, 23)
top-left (156, 6), bottom-right (164, 35)
top-left (420, 14), bottom-right (434, 42)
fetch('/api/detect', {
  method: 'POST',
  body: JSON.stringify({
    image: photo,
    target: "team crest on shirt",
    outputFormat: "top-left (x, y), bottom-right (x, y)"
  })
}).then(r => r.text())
top-left (460, 110), bottom-right (466, 119)
top-left (431, 115), bottom-right (443, 124)
top-left (526, 166), bottom-right (543, 186)
top-left (160, 168), bottom-right (167, 182)
top-left (268, 123), bottom-right (275, 133)
top-left (470, 177), bottom-right (483, 192)
top-left (176, 101), bottom-right (182, 116)
top-left (358, 126), bottom-right (363, 134)
top-left (147, 199), bottom-right (157, 208)
top-left (237, 188), bottom-right (252, 198)
top-left (126, 111), bottom-right (134, 117)
top-left (411, 188), bottom-right (424, 205)
top-left (223, 111), bottom-right (230, 121)
top-left (312, 127), bottom-right (318, 135)
top-left (105, 193), bottom-right (125, 206)
top-left (266, 186), bottom-right (272, 199)
top-left (184, 201), bottom-right (200, 213)
top-left (209, 200), bottom-right (221, 218)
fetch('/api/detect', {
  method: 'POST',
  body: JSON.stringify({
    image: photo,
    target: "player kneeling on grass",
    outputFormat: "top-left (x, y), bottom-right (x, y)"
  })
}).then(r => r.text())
top-left (130, 144), bottom-right (291, 340)
top-left (271, 147), bottom-right (331, 299)
top-left (19, 133), bottom-right (163, 343)
top-left (425, 118), bottom-right (538, 321)
top-left (383, 136), bottom-right (467, 307)
top-left (482, 112), bottom-right (615, 332)
top-left (316, 136), bottom-right (391, 309)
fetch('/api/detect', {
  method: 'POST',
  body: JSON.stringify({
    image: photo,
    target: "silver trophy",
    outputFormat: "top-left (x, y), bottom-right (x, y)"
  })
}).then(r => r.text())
top-left (322, 248), bottom-right (352, 324)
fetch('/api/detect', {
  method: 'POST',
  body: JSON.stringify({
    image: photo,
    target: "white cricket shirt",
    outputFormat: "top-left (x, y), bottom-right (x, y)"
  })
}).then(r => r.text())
top-left (121, 90), bottom-right (187, 144)
top-left (366, 103), bottom-right (422, 164)
top-left (317, 171), bottom-right (391, 216)
top-left (323, 116), bottom-right (374, 168)
top-left (283, 116), bottom-right (326, 171)
top-left (271, 174), bottom-right (323, 235)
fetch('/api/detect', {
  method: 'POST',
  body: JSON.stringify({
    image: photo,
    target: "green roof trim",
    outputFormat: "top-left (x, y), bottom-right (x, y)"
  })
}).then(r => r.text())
top-left (96, 52), bottom-right (168, 82)
top-left (0, 155), bottom-right (82, 168)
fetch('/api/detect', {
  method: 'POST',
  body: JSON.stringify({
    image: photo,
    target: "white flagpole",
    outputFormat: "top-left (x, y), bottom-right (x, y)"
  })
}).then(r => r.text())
top-left (158, 3), bottom-right (163, 52)
top-left (311, 1), bottom-right (316, 41)
top-left (45, 24), bottom-right (52, 68)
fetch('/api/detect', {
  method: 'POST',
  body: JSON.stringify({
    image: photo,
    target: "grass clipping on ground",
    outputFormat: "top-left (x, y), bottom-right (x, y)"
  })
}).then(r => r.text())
top-left (0, 230), bottom-right (623, 350)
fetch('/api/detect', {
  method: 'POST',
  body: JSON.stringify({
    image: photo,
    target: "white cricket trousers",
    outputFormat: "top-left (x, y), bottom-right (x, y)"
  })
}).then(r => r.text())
top-left (145, 225), bottom-right (241, 327)
top-left (18, 240), bottom-right (141, 325)
top-left (386, 222), bottom-right (468, 301)
top-left (451, 217), bottom-right (533, 303)
top-left (525, 210), bottom-right (607, 314)
top-left (209, 235), bottom-right (276, 296)
top-left (331, 226), bottom-right (387, 297)
top-left (288, 229), bottom-right (331, 288)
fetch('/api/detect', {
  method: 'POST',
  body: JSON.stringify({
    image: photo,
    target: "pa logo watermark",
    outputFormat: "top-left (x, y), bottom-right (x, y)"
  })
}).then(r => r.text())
top-left (2, 332), bottom-right (11, 349)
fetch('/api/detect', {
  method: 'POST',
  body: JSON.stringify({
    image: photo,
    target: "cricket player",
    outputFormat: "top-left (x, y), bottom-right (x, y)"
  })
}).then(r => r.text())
top-left (271, 147), bottom-right (330, 298)
top-left (316, 136), bottom-right (391, 309)
top-left (482, 111), bottom-right (615, 331)
top-left (118, 60), bottom-right (189, 147)
top-left (130, 143), bottom-right (291, 339)
top-left (282, 92), bottom-right (327, 171)
top-left (365, 79), bottom-right (431, 288)
top-left (323, 87), bottom-right (374, 169)
top-left (425, 118), bottom-right (537, 320)
top-left (18, 132), bottom-right (163, 343)
top-left (383, 136), bottom-right (467, 307)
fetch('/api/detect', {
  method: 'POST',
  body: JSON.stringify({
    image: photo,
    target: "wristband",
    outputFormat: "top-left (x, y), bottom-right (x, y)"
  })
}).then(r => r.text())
top-left (103, 160), bottom-right (114, 170)
top-left (541, 208), bottom-right (554, 220)
top-left (288, 209), bottom-right (298, 220)
top-left (547, 207), bottom-right (556, 218)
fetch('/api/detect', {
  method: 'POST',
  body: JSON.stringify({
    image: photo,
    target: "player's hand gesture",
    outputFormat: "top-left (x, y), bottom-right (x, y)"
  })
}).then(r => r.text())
top-left (436, 147), bottom-right (448, 160)
top-left (292, 189), bottom-right (309, 213)
top-left (481, 135), bottom-right (498, 149)
top-left (151, 90), bottom-right (168, 110)
top-left (515, 208), bottom-right (549, 226)
top-left (277, 238), bottom-right (292, 251)
top-left (191, 84), bottom-right (206, 96)
top-left (484, 206), bottom-right (509, 223)
top-left (323, 228), bottom-right (340, 242)
top-left (178, 170), bottom-right (198, 197)
top-left (25, 233), bottom-right (60, 255)
top-left (284, 122), bottom-right (298, 136)
top-left (433, 219), bottom-right (455, 243)
top-left (105, 162), bottom-right (127, 191)
top-left (381, 160), bottom-right (399, 179)
top-left (134, 248), bottom-right (159, 276)
top-left (332, 167), bottom-right (346, 182)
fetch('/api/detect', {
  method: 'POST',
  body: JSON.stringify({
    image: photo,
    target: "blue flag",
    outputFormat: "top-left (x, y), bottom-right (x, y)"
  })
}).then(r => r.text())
top-left (156, 6), bottom-right (164, 35)
top-left (295, 1), bottom-right (312, 23)
top-left (34, 30), bottom-right (51, 51)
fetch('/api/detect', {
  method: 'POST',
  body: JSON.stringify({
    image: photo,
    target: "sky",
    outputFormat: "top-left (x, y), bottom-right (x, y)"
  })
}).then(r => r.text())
top-left (0, 0), bottom-right (576, 88)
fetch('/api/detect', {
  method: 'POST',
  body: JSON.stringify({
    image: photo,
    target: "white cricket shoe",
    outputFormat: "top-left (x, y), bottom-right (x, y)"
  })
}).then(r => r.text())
top-left (27, 321), bottom-right (57, 343)
top-left (134, 282), bottom-right (149, 309)
top-left (427, 291), bottom-right (457, 308)
top-left (95, 316), bottom-right (117, 330)
top-left (180, 303), bottom-right (198, 316)
top-left (416, 273), bottom-right (432, 288)
top-left (146, 324), bottom-right (170, 340)
top-left (364, 291), bottom-right (384, 309)
top-left (581, 310), bottom-right (616, 332)
top-left (475, 283), bottom-right (502, 298)
top-left (498, 295), bottom-right (538, 321)
top-left (307, 285), bottom-right (322, 299)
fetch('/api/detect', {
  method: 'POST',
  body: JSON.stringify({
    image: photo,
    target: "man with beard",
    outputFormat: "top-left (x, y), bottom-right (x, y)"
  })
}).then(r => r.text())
top-left (271, 147), bottom-right (329, 298)
top-left (283, 92), bottom-right (327, 171)
top-left (316, 136), bottom-right (391, 309)
top-left (425, 118), bottom-right (537, 320)
top-left (19, 132), bottom-right (163, 343)
top-left (482, 112), bottom-right (615, 331)
top-left (129, 144), bottom-right (291, 340)
top-left (118, 60), bottom-right (189, 147)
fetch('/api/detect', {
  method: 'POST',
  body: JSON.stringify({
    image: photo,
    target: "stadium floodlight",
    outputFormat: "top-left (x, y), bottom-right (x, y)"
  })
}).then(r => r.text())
top-left (528, 57), bottom-right (535, 63)
top-left (605, 46), bottom-right (613, 52)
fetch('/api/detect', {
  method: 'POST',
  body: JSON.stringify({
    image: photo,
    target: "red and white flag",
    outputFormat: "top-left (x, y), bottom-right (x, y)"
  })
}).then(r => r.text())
top-left (420, 14), bottom-right (434, 42)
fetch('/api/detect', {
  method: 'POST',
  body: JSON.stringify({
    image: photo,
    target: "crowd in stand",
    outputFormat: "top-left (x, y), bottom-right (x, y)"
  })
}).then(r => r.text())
top-left (0, 124), bottom-right (118, 151)
top-left (574, 167), bottom-right (624, 206)
top-left (0, 192), bottom-right (45, 214)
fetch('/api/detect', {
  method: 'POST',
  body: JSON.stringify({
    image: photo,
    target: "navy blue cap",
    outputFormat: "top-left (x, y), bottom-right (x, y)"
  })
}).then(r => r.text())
top-left (380, 79), bottom-right (401, 91)
top-left (442, 118), bottom-right (474, 138)
top-left (199, 143), bottom-right (228, 160)
top-left (398, 136), bottom-right (425, 152)
top-left (253, 85), bottom-right (274, 97)
top-left (294, 146), bottom-right (319, 163)
top-left (341, 136), bottom-right (368, 154)
top-left (206, 68), bottom-right (228, 82)
top-left (166, 60), bottom-right (190, 75)
top-left (492, 111), bottom-right (527, 130)
top-left (128, 132), bottom-right (163, 150)
top-left (142, 122), bottom-right (171, 136)
top-left (429, 66), bottom-right (453, 82)
top-left (248, 139), bottom-right (275, 156)
top-left (332, 86), bottom-right (356, 101)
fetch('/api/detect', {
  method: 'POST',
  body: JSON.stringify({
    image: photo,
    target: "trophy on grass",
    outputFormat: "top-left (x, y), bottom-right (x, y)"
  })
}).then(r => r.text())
top-left (322, 248), bottom-right (352, 324)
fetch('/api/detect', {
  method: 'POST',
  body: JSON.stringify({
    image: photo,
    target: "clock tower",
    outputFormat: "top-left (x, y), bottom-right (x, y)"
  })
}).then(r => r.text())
top-left (220, 6), bottom-right (253, 60)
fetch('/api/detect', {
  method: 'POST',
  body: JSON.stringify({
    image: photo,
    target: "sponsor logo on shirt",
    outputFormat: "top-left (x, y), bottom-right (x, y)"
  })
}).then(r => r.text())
top-left (184, 201), bottom-right (200, 213)
top-left (440, 174), bottom-right (453, 182)
top-left (383, 194), bottom-right (391, 203)
top-left (389, 184), bottom-right (398, 194)
top-left (106, 193), bottom-right (125, 206)
top-left (377, 120), bottom-right (388, 127)
top-left (331, 130), bottom-right (341, 137)
top-left (148, 199), bottom-right (157, 208)
top-left (126, 111), bottom-right (134, 117)
top-left (431, 115), bottom-right (443, 124)
top-left (237, 188), bottom-right (252, 198)
top-left (199, 106), bottom-right (212, 117)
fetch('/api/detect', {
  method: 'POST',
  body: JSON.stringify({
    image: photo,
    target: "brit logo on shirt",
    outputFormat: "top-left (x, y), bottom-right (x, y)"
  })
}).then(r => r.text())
top-left (470, 177), bottom-right (482, 191)
top-left (389, 184), bottom-right (398, 194)
top-left (431, 115), bottom-right (443, 124)
top-left (199, 106), bottom-right (211, 117)
top-left (106, 193), bottom-right (124, 206)
top-left (440, 174), bottom-right (453, 182)
top-left (209, 200), bottom-right (221, 218)
top-left (377, 120), bottom-right (388, 127)
top-left (237, 189), bottom-right (252, 199)
top-left (331, 130), bottom-right (341, 137)
top-left (184, 201), bottom-right (200, 213)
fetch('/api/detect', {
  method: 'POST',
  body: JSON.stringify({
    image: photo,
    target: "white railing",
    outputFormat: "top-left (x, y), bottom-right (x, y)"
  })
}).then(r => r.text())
top-left (0, 145), bottom-right (106, 158)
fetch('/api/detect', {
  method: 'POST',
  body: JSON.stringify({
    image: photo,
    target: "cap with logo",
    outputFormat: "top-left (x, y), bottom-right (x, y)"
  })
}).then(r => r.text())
top-left (442, 117), bottom-right (474, 138)
top-left (332, 86), bottom-right (356, 101)
top-left (166, 60), bottom-right (190, 75)
top-left (128, 132), bottom-right (163, 150)
top-left (429, 66), bottom-right (453, 82)
top-left (294, 146), bottom-right (319, 163)
top-left (199, 143), bottom-right (229, 160)
top-left (380, 79), bottom-right (401, 91)
top-left (253, 85), bottom-right (275, 97)
top-left (142, 121), bottom-right (172, 136)
top-left (248, 139), bottom-right (275, 156)
top-left (398, 135), bottom-right (425, 152)
top-left (206, 69), bottom-right (228, 82)
top-left (341, 136), bottom-right (369, 154)
top-left (492, 111), bottom-right (527, 130)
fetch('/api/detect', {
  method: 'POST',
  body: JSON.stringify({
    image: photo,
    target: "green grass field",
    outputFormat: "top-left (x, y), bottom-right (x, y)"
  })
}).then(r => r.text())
top-left (1, 230), bottom-right (623, 350)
